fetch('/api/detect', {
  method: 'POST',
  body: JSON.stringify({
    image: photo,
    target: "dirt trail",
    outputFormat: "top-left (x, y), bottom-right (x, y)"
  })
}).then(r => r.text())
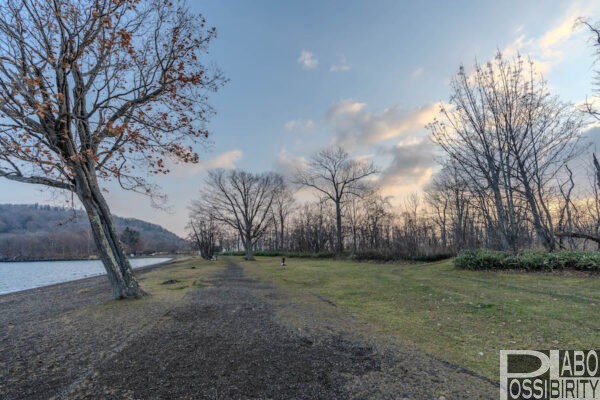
top-left (1, 259), bottom-right (497, 399)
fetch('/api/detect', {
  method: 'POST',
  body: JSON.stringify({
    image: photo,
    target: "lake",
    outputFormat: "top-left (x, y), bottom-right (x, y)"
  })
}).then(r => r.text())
top-left (0, 257), bottom-right (172, 295)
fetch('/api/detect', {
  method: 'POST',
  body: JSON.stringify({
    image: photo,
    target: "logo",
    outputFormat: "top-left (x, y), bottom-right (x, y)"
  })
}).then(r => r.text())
top-left (500, 350), bottom-right (600, 399)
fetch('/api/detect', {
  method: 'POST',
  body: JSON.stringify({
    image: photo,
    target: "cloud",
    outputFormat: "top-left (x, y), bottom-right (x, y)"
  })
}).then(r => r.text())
top-left (411, 67), bottom-right (424, 78)
top-left (284, 119), bottom-right (316, 132)
top-left (378, 139), bottom-right (438, 199)
top-left (276, 99), bottom-right (444, 203)
top-left (499, 34), bottom-right (554, 75)
top-left (328, 99), bottom-right (367, 117)
top-left (298, 50), bottom-right (318, 70)
top-left (330, 56), bottom-right (351, 72)
top-left (169, 149), bottom-right (243, 177)
top-left (499, 5), bottom-right (595, 75)
top-left (380, 139), bottom-right (437, 185)
top-left (327, 99), bottom-right (442, 148)
top-left (274, 148), bottom-right (308, 179)
top-left (539, 14), bottom-right (581, 50)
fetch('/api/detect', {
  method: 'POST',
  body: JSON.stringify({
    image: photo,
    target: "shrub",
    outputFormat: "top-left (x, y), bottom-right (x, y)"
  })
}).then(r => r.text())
top-left (454, 249), bottom-right (600, 271)
top-left (454, 249), bottom-right (509, 270)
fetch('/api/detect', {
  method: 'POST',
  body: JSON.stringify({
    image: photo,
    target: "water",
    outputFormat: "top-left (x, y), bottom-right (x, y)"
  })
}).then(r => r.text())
top-left (0, 257), bottom-right (172, 295)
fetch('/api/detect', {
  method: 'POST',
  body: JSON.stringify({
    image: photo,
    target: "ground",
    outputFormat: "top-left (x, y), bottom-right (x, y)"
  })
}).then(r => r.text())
top-left (243, 257), bottom-right (600, 380)
top-left (0, 257), bottom-right (497, 399)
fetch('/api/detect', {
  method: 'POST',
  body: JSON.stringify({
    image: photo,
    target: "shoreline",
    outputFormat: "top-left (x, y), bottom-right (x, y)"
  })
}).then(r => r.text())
top-left (0, 254), bottom-right (179, 263)
top-left (0, 256), bottom-right (181, 298)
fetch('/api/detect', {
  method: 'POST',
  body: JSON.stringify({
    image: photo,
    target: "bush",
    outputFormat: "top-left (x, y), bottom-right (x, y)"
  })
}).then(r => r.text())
top-left (351, 249), bottom-right (453, 262)
top-left (454, 249), bottom-right (600, 271)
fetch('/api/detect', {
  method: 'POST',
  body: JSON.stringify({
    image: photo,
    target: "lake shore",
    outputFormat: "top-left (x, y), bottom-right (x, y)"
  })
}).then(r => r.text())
top-left (0, 256), bottom-right (178, 296)
top-left (0, 254), bottom-right (177, 263)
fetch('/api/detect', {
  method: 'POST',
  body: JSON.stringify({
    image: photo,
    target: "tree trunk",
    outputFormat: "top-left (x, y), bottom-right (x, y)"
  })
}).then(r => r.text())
top-left (243, 232), bottom-right (254, 260)
top-left (335, 200), bottom-right (343, 254)
top-left (516, 160), bottom-right (556, 251)
top-left (244, 242), bottom-right (254, 260)
top-left (280, 218), bottom-right (285, 250)
top-left (74, 165), bottom-right (146, 299)
top-left (490, 177), bottom-right (512, 252)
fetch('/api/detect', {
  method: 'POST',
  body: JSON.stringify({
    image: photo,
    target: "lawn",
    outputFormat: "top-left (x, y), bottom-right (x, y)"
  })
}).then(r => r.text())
top-left (242, 257), bottom-right (600, 380)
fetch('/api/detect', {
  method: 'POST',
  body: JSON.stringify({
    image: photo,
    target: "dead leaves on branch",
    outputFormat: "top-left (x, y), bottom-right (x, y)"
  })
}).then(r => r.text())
top-left (0, 0), bottom-right (225, 192)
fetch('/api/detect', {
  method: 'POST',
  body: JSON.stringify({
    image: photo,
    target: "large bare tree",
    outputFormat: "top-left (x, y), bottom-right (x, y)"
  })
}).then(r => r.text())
top-left (295, 146), bottom-right (378, 254)
top-left (271, 182), bottom-right (295, 250)
top-left (0, 0), bottom-right (224, 298)
top-left (198, 169), bottom-right (283, 260)
top-left (429, 53), bottom-right (583, 251)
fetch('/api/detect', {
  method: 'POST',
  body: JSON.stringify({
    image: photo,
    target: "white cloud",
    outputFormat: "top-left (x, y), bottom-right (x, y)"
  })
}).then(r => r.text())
top-left (327, 99), bottom-right (367, 117)
top-left (330, 56), bottom-right (351, 72)
top-left (539, 14), bottom-right (581, 50)
top-left (298, 50), bottom-right (318, 70)
top-left (498, 4), bottom-right (598, 76)
top-left (327, 99), bottom-right (443, 148)
top-left (411, 67), bottom-right (424, 78)
top-left (169, 149), bottom-right (243, 178)
top-left (284, 119), bottom-right (316, 132)
top-left (274, 148), bottom-right (308, 179)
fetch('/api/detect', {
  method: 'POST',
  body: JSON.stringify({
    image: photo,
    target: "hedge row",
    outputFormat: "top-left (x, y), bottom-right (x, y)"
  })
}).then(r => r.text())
top-left (455, 249), bottom-right (600, 271)
top-left (349, 249), bottom-right (453, 262)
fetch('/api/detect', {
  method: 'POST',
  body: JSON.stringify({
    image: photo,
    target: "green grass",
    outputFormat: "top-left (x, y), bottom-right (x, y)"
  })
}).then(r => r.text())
top-left (243, 257), bottom-right (600, 380)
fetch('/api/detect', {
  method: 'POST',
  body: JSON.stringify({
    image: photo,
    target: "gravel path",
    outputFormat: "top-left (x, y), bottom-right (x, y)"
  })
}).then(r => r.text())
top-left (1, 258), bottom-right (498, 399)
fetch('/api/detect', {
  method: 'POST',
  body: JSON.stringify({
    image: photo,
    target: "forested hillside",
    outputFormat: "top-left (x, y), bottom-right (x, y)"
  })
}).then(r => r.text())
top-left (0, 204), bottom-right (187, 261)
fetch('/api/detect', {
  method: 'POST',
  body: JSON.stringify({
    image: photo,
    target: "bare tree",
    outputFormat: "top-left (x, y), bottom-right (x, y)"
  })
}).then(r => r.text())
top-left (271, 183), bottom-right (295, 250)
top-left (288, 202), bottom-right (335, 253)
top-left (295, 146), bottom-right (378, 254)
top-left (0, 0), bottom-right (224, 298)
top-left (188, 203), bottom-right (220, 259)
top-left (200, 169), bottom-right (283, 260)
top-left (430, 53), bottom-right (583, 252)
top-left (556, 155), bottom-right (600, 247)
top-left (546, 21), bottom-right (600, 248)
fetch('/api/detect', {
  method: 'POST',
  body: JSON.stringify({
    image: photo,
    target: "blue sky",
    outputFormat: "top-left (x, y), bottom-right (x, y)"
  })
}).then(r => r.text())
top-left (1, 0), bottom-right (600, 236)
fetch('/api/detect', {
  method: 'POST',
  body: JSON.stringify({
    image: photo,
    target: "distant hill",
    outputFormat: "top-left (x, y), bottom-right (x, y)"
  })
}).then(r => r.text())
top-left (0, 204), bottom-right (188, 261)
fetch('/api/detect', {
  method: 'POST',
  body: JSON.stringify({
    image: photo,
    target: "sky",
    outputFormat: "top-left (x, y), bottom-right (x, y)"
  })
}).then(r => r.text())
top-left (1, 0), bottom-right (600, 237)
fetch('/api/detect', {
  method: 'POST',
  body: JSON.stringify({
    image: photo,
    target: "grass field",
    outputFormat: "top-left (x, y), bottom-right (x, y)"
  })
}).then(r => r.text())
top-left (242, 257), bottom-right (600, 380)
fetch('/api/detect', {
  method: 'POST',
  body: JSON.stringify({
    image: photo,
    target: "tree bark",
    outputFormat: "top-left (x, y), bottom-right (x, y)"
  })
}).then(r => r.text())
top-left (243, 230), bottom-right (255, 260)
top-left (335, 200), bottom-right (343, 254)
top-left (555, 231), bottom-right (600, 244)
top-left (74, 165), bottom-right (146, 299)
top-left (243, 240), bottom-right (254, 260)
top-left (280, 218), bottom-right (285, 250)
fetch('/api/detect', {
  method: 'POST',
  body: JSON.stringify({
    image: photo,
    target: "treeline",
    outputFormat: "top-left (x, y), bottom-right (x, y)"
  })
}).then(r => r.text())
top-left (0, 204), bottom-right (187, 261)
top-left (188, 150), bottom-right (451, 260)
top-left (189, 29), bottom-right (600, 261)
